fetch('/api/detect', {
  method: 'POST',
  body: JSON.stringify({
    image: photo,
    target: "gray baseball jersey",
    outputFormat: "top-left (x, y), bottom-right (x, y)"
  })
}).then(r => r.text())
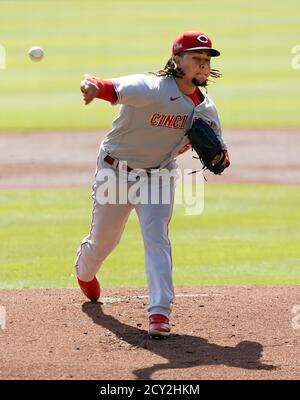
top-left (101, 74), bottom-right (222, 169)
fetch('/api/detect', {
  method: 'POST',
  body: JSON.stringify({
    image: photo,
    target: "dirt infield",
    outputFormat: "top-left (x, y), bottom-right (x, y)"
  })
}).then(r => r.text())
top-left (0, 286), bottom-right (299, 380)
top-left (1, 129), bottom-right (300, 188)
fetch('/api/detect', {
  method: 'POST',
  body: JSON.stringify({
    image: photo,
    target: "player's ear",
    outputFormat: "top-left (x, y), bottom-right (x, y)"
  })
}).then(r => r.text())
top-left (172, 55), bottom-right (180, 68)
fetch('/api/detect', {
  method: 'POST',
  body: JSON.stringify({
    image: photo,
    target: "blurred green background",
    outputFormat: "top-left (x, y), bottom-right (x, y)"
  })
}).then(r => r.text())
top-left (0, 0), bottom-right (299, 131)
top-left (1, 184), bottom-right (300, 288)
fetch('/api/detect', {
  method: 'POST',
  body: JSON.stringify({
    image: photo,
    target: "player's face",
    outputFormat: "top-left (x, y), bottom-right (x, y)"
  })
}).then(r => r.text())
top-left (175, 50), bottom-right (211, 86)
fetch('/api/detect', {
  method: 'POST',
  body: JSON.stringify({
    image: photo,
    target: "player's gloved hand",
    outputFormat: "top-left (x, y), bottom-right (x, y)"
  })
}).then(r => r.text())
top-left (212, 149), bottom-right (230, 169)
top-left (80, 75), bottom-right (99, 105)
top-left (185, 117), bottom-right (230, 175)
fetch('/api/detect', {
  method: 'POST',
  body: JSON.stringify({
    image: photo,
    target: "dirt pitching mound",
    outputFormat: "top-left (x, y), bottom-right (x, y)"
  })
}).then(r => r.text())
top-left (0, 286), bottom-right (299, 380)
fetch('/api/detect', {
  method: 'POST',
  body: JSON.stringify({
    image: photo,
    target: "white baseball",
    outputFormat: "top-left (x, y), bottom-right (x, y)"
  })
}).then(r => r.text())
top-left (28, 46), bottom-right (44, 62)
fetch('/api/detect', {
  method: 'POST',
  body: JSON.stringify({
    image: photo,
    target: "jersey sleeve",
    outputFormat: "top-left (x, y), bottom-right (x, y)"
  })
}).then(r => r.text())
top-left (111, 74), bottom-right (158, 107)
top-left (83, 75), bottom-right (118, 103)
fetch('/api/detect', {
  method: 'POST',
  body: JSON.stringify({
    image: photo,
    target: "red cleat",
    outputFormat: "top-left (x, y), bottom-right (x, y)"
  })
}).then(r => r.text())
top-left (77, 276), bottom-right (100, 302)
top-left (148, 314), bottom-right (171, 338)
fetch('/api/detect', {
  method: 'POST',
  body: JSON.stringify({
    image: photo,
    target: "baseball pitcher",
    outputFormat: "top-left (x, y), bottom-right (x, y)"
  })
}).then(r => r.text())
top-left (75, 31), bottom-right (230, 338)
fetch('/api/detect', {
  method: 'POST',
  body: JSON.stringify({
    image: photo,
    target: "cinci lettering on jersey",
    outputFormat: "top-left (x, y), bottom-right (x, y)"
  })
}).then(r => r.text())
top-left (150, 113), bottom-right (188, 130)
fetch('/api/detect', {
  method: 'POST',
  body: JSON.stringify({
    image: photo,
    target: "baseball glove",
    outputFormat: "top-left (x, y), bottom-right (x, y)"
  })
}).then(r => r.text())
top-left (185, 118), bottom-right (227, 175)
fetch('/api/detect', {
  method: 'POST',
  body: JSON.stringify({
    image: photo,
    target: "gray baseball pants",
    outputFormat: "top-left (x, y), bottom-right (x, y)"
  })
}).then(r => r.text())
top-left (75, 148), bottom-right (176, 317)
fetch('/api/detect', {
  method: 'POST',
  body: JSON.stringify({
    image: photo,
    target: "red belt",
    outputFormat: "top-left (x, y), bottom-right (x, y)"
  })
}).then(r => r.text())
top-left (104, 155), bottom-right (160, 175)
top-left (104, 155), bottom-right (134, 172)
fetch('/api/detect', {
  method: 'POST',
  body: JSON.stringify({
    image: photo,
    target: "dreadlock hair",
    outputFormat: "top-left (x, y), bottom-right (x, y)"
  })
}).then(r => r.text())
top-left (150, 51), bottom-right (221, 87)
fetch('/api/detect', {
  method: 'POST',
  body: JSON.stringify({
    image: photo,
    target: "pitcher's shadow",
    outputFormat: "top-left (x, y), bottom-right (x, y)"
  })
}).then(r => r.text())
top-left (82, 302), bottom-right (276, 380)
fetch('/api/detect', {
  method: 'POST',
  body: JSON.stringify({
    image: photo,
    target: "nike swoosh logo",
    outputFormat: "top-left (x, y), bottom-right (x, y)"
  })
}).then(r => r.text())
top-left (170, 96), bottom-right (181, 101)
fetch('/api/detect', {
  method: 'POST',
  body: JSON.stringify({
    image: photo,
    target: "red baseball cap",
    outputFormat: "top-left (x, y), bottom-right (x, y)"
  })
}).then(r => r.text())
top-left (172, 31), bottom-right (220, 57)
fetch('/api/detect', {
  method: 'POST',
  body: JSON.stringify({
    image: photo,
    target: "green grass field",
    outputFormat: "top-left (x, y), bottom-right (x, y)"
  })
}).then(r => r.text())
top-left (1, 183), bottom-right (299, 289)
top-left (0, 0), bottom-right (300, 131)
